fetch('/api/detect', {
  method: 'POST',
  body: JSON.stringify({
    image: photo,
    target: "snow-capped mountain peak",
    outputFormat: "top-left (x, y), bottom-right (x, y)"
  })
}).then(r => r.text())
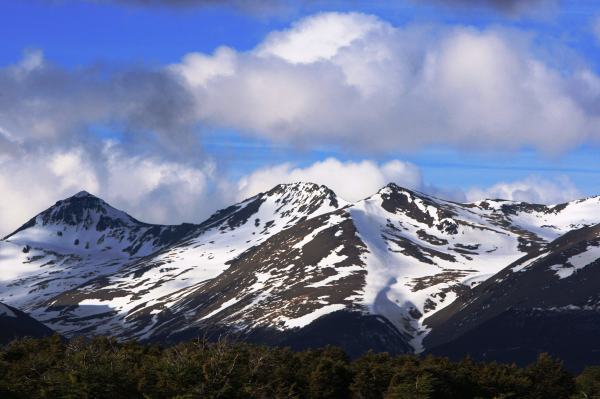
top-left (3, 190), bottom-right (200, 266)
top-left (263, 181), bottom-right (345, 217)
top-left (2, 183), bottom-right (600, 364)
top-left (6, 190), bottom-right (141, 240)
top-left (73, 190), bottom-right (93, 198)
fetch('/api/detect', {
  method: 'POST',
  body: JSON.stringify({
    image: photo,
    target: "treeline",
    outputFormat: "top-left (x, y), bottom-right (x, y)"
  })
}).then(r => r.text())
top-left (0, 335), bottom-right (599, 398)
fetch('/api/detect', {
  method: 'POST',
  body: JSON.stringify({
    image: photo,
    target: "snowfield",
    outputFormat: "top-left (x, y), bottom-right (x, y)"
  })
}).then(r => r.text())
top-left (1, 183), bottom-right (600, 352)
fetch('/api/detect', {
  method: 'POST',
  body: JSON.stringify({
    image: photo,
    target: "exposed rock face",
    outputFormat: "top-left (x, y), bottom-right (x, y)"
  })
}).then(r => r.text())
top-left (0, 302), bottom-right (55, 344)
top-left (424, 223), bottom-right (600, 371)
top-left (1, 183), bottom-right (600, 364)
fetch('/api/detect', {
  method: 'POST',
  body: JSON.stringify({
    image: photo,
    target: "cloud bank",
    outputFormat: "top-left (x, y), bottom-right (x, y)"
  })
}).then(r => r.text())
top-left (0, 141), bottom-right (425, 236)
top-left (237, 158), bottom-right (423, 202)
top-left (0, 12), bottom-right (595, 235)
top-left (173, 12), bottom-right (600, 153)
top-left (466, 175), bottom-right (581, 204)
top-left (0, 50), bottom-right (197, 155)
top-left (0, 142), bottom-right (227, 236)
top-left (0, 141), bottom-right (580, 237)
top-left (5, 14), bottom-right (600, 155)
top-left (0, 138), bottom-right (586, 239)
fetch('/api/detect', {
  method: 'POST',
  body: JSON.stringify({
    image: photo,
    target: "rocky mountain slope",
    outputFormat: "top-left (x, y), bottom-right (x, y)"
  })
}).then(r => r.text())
top-left (0, 302), bottom-right (55, 344)
top-left (424, 222), bottom-right (600, 370)
top-left (1, 183), bottom-right (599, 361)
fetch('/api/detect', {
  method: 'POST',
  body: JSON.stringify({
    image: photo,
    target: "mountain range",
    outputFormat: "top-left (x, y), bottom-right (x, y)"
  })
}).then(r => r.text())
top-left (1, 182), bottom-right (599, 369)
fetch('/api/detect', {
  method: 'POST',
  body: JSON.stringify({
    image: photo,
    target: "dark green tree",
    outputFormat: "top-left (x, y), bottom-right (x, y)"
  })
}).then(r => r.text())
top-left (308, 357), bottom-right (352, 399)
top-left (524, 353), bottom-right (575, 399)
top-left (575, 366), bottom-right (600, 399)
top-left (349, 351), bottom-right (395, 399)
top-left (385, 372), bottom-right (434, 399)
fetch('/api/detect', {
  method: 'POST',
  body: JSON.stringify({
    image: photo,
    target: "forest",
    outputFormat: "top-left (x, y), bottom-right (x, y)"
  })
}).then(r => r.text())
top-left (0, 335), bottom-right (599, 399)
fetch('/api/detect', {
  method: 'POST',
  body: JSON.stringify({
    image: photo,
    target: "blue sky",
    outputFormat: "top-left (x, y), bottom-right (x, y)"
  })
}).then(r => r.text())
top-left (0, 0), bottom-right (600, 232)
top-left (2, 1), bottom-right (599, 66)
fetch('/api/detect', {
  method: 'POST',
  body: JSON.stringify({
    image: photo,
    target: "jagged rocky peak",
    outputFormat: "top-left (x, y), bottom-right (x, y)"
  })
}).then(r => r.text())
top-left (197, 182), bottom-right (344, 233)
top-left (265, 182), bottom-right (342, 209)
top-left (377, 183), bottom-right (435, 203)
top-left (473, 195), bottom-right (600, 215)
top-left (266, 181), bottom-right (337, 200)
top-left (5, 191), bottom-right (144, 239)
top-left (41, 191), bottom-right (141, 227)
top-left (73, 190), bottom-right (93, 198)
top-left (497, 201), bottom-right (555, 216)
top-left (380, 182), bottom-right (411, 193)
top-left (374, 183), bottom-right (456, 228)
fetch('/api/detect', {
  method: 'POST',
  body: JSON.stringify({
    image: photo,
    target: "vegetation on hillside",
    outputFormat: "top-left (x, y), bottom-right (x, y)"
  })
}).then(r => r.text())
top-left (0, 335), bottom-right (598, 398)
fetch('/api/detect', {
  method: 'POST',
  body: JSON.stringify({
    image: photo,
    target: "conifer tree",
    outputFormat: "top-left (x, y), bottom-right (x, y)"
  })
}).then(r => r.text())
top-left (308, 357), bottom-right (352, 399)
top-left (575, 366), bottom-right (600, 399)
top-left (385, 372), bottom-right (434, 399)
top-left (524, 353), bottom-right (575, 399)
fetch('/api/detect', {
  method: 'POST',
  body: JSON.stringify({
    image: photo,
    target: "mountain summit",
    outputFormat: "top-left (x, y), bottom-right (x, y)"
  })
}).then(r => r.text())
top-left (1, 183), bottom-right (600, 367)
top-left (7, 190), bottom-right (142, 237)
top-left (5, 190), bottom-right (199, 256)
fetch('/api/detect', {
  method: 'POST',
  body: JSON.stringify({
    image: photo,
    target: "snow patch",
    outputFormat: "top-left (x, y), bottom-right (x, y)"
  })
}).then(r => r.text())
top-left (550, 244), bottom-right (600, 279)
top-left (512, 252), bottom-right (547, 272)
top-left (281, 304), bottom-right (346, 328)
top-left (201, 297), bottom-right (242, 320)
top-left (0, 303), bottom-right (16, 318)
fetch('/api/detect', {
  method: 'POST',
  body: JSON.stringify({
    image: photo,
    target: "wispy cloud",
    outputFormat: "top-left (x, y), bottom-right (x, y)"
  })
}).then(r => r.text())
top-left (413, 0), bottom-right (559, 16)
top-left (466, 175), bottom-right (581, 204)
top-left (79, 0), bottom-right (292, 15)
top-left (77, 0), bottom-right (559, 15)
top-left (592, 14), bottom-right (600, 44)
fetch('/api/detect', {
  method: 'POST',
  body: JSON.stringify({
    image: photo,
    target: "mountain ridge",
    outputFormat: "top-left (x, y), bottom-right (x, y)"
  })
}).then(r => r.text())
top-left (0, 301), bottom-right (56, 344)
top-left (1, 182), bottom-right (599, 367)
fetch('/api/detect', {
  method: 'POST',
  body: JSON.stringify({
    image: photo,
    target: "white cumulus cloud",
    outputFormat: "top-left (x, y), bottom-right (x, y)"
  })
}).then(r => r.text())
top-left (0, 144), bottom-right (587, 237)
top-left (466, 175), bottom-right (582, 204)
top-left (0, 142), bottom-right (233, 237)
top-left (0, 12), bottom-right (597, 234)
top-left (257, 12), bottom-right (386, 64)
top-left (173, 12), bottom-right (600, 153)
top-left (237, 158), bottom-right (423, 202)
